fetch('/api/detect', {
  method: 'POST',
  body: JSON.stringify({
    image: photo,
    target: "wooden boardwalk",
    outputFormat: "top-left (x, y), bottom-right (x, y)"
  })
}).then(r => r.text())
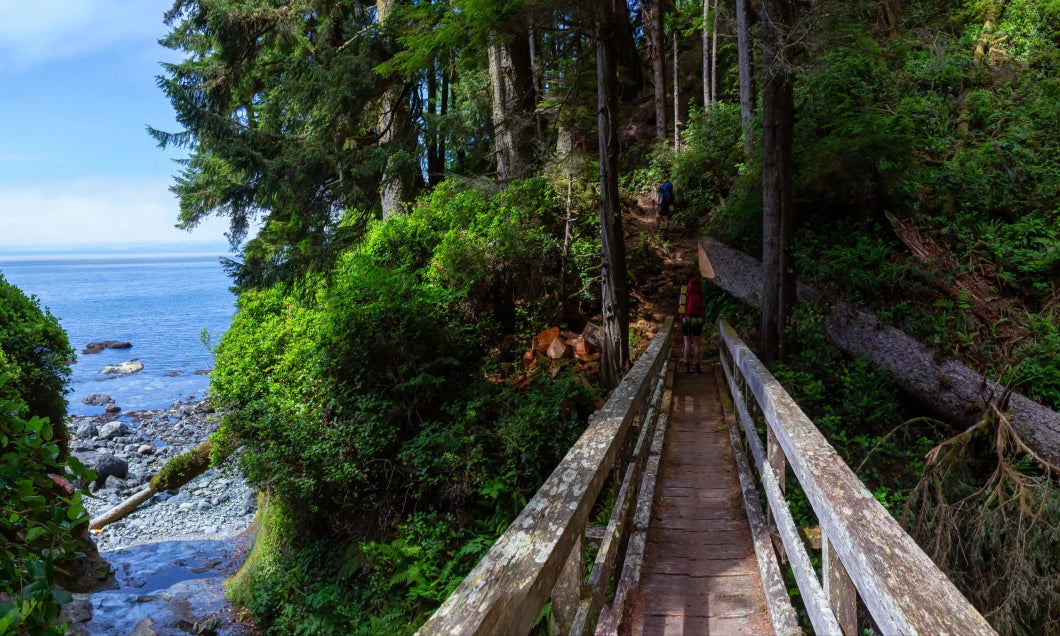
top-left (625, 363), bottom-right (773, 635)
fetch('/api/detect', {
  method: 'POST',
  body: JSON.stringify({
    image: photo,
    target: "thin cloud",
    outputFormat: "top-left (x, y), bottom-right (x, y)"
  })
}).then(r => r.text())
top-left (0, 177), bottom-right (234, 250)
top-left (0, 1), bottom-right (169, 69)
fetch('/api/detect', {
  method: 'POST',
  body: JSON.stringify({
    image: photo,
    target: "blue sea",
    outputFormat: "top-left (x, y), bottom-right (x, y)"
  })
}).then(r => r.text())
top-left (0, 255), bottom-right (236, 416)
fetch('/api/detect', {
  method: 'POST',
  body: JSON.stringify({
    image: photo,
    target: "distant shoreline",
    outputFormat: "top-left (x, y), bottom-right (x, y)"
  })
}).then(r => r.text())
top-left (0, 252), bottom-right (232, 264)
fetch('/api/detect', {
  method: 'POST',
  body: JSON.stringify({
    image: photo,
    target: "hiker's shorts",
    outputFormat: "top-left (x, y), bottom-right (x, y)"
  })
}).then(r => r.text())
top-left (682, 316), bottom-right (704, 337)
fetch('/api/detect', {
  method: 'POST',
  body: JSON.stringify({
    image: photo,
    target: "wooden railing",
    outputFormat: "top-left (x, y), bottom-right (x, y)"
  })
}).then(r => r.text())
top-left (717, 319), bottom-right (995, 635)
top-left (418, 318), bottom-right (675, 635)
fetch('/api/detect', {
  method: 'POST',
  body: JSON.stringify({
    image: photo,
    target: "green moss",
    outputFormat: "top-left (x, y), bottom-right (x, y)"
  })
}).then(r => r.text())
top-left (149, 439), bottom-right (215, 492)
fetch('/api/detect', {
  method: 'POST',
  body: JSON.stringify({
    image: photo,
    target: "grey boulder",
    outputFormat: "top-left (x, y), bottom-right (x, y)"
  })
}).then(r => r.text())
top-left (98, 421), bottom-right (128, 440)
top-left (75, 421), bottom-right (98, 439)
top-left (72, 451), bottom-right (129, 483)
top-left (81, 393), bottom-right (115, 406)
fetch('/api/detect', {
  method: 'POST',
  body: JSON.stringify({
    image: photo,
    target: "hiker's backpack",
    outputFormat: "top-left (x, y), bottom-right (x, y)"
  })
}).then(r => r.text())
top-left (679, 278), bottom-right (704, 318)
top-left (661, 181), bottom-right (675, 205)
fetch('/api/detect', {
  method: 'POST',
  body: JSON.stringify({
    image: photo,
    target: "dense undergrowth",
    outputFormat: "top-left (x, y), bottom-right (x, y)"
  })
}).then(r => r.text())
top-left (211, 176), bottom-right (607, 633)
top-left (646, 2), bottom-right (1060, 633)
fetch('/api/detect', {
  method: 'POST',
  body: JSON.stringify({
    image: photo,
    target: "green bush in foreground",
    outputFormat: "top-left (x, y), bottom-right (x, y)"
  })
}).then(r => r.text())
top-left (0, 373), bottom-right (94, 635)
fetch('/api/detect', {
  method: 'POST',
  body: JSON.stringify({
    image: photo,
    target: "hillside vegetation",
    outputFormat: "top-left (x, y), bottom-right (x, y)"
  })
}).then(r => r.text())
top-left (0, 0), bottom-right (1035, 634)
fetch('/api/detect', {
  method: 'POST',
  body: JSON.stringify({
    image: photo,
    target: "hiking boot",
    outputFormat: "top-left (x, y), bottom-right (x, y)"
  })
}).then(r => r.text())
top-left (695, 363), bottom-right (702, 374)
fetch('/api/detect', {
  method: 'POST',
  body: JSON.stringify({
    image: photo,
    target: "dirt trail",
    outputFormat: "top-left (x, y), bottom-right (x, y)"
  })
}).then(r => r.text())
top-left (623, 193), bottom-right (701, 342)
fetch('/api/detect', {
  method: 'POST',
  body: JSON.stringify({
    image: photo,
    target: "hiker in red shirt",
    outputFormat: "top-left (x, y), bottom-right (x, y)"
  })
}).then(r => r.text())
top-left (678, 277), bottom-right (705, 374)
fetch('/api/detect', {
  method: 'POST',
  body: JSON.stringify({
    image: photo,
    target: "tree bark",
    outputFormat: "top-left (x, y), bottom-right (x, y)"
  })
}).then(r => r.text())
top-left (736, 0), bottom-right (755, 154)
top-left (647, 0), bottom-right (668, 140)
top-left (699, 237), bottom-right (1060, 466)
top-left (488, 25), bottom-right (535, 182)
top-left (759, 0), bottom-right (796, 366)
top-left (597, 1), bottom-right (630, 390)
top-left (377, 0), bottom-right (413, 217)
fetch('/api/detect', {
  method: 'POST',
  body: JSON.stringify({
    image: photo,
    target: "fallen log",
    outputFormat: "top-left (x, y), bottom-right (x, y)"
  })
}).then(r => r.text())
top-left (698, 237), bottom-right (1060, 465)
top-left (89, 438), bottom-right (219, 531)
top-left (89, 485), bottom-right (154, 530)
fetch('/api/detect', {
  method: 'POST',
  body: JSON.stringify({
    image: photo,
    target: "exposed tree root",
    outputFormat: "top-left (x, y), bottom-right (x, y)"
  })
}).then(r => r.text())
top-left (904, 396), bottom-right (1060, 635)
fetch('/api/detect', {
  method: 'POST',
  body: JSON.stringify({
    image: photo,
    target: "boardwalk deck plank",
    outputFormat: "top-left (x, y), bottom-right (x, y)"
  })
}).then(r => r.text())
top-left (624, 363), bottom-right (773, 636)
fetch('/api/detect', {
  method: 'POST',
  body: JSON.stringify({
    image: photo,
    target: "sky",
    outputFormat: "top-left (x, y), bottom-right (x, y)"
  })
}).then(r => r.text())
top-left (0, 0), bottom-right (232, 254)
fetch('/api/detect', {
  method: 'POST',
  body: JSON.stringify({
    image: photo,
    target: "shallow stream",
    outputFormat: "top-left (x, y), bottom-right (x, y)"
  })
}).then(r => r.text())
top-left (68, 534), bottom-right (254, 635)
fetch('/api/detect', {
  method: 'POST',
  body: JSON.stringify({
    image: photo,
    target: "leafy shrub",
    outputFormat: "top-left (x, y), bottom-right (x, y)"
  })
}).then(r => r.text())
top-left (213, 177), bottom-right (602, 632)
top-left (0, 274), bottom-right (72, 437)
top-left (673, 103), bottom-right (745, 220)
top-left (0, 373), bottom-right (93, 634)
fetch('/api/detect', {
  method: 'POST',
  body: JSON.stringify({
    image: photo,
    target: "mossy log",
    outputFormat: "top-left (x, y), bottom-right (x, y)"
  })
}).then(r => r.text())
top-left (698, 237), bottom-right (1060, 466)
top-left (88, 439), bottom-right (220, 531)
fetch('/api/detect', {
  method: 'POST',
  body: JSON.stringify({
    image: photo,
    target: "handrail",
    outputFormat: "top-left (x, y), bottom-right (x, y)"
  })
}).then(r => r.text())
top-left (418, 318), bottom-right (674, 635)
top-left (717, 318), bottom-right (995, 635)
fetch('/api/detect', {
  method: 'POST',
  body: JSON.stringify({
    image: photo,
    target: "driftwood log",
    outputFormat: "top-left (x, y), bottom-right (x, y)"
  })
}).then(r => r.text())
top-left (88, 439), bottom-right (218, 530)
top-left (698, 237), bottom-right (1060, 466)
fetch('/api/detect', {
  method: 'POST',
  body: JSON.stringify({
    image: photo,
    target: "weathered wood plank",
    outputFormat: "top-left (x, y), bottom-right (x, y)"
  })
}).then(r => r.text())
top-left (650, 517), bottom-right (749, 532)
top-left (716, 368), bottom-right (801, 635)
top-left (596, 367), bottom-right (674, 636)
top-left (766, 426), bottom-right (787, 564)
top-left (417, 319), bottom-right (674, 635)
top-left (630, 612), bottom-right (770, 635)
top-left (633, 593), bottom-right (763, 618)
top-left (718, 320), bottom-right (995, 635)
top-left (652, 505), bottom-right (742, 521)
top-left (636, 572), bottom-right (765, 596)
top-left (645, 528), bottom-right (752, 547)
top-left (552, 532), bottom-right (584, 635)
top-left (824, 534), bottom-right (858, 636)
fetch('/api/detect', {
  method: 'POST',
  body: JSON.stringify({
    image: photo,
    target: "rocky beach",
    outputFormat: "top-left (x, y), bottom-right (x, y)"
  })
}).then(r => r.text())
top-left (70, 397), bottom-right (256, 552)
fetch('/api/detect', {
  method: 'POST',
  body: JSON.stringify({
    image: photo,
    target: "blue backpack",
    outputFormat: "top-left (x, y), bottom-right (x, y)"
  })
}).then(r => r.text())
top-left (661, 181), bottom-right (675, 205)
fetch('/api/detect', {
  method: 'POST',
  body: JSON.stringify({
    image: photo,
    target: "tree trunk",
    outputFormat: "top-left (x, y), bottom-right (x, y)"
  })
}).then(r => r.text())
top-left (736, 0), bottom-right (755, 154)
top-left (878, 0), bottom-right (901, 34)
top-left (436, 59), bottom-right (453, 186)
top-left (647, 0), bottom-right (668, 140)
top-left (377, 0), bottom-right (413, 217)
top-left (711, 0), bottom-right (719, 106)
top-left (612, 0), bottom-right (644, 101)
top-left (488, 25), bottom-right (535, 182)
top-left (759, 0), bottom-right (796, 366)
top-left (703, 0), bottom-right (710, 107)
top-left (597, 1), bottom-right (630, 390)
top-left (427, 61), bottom-right (441, 186)
top-left (673, 33), bottom-right (679, 150)
top-left (699, 237), bottom-right (1060, 467)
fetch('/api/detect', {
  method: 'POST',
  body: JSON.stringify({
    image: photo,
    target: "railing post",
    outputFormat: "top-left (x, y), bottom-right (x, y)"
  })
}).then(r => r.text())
top-left (551, 529), bottom-right (585, 635)
top-left (766, 426), bottom-right (787, 563)
top-left (823, 534), bottom-right (858, 635)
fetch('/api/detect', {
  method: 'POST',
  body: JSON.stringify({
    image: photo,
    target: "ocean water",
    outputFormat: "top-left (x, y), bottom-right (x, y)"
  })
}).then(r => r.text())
top-left (0, 255), bottom-right (236, 416)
